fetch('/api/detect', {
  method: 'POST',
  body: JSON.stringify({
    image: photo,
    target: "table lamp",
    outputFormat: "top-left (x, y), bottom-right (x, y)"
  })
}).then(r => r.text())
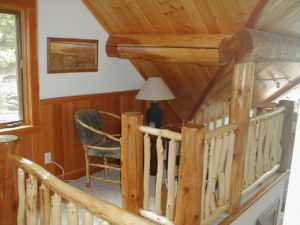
top-left (135, 77), bottom-right (175, 128)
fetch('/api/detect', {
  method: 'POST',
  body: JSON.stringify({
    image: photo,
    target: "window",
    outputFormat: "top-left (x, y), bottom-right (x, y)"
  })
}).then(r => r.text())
top-left (0, 10), bottom-right (23, 126)
top-left (0, 0), bottom-right (40, 133)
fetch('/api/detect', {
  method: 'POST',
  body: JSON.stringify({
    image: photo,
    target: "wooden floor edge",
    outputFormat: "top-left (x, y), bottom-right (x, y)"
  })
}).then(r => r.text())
top-left (218, 171), bottom-right (289, 225)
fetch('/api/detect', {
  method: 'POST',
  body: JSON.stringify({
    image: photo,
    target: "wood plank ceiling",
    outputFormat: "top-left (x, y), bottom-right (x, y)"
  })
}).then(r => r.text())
top-left (204, 0), bottom-right (300, 106)
top-left (82, 0), bottom-right (299, 120)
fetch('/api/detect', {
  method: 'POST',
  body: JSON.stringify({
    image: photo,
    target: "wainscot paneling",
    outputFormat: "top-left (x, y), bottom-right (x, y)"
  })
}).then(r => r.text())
top-left (5, 90), bottom-right (181, 180)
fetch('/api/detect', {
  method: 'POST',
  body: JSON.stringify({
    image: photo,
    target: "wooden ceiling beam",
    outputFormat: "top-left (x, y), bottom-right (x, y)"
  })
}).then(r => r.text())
top-left (106, 34), bottom-right (232, 65)
top-left (220, 28), bottom-right (300, 64)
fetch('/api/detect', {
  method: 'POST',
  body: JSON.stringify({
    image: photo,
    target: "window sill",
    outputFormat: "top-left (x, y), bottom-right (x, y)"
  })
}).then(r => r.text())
top-left (0, 125), bottom-right (40, 135)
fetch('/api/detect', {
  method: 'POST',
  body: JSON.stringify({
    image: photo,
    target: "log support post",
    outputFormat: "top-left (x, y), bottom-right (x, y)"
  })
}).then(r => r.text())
top-left (175, 124), bottom-right (205, 225)
top-left (278, 100), bottom-right (295, 172)
top-left (228, 63), bottom-right (255, 213)
top-left (121, 112), bottom-right (144, 214)
top-left (0, 135), bottom-right (19, 225)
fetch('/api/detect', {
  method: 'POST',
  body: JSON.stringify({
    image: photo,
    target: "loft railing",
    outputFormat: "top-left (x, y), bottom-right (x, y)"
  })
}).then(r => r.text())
top-left (11, 155), bottom-right (155, 225)
top-left (243, 106), bottom-right (285, 195)
top-left (120, 100), bottom-right (293, 225)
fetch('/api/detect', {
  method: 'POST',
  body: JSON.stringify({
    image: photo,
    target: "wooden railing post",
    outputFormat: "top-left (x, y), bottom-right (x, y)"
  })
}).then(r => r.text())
top-left (175, 124), bottom-right (205, 225)
top-left (278, 100), bottom-right (295, 172)
top-left (121, 112), bottom-right (144, 214)
top-left (0, 135), bottom-right (19, 225)
top-left (228, 63), bottom-right (255, 213)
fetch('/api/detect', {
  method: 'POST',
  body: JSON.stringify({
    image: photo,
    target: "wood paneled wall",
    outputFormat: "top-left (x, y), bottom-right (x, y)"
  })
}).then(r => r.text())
top-left (12, 90), bottom-right (180, 179)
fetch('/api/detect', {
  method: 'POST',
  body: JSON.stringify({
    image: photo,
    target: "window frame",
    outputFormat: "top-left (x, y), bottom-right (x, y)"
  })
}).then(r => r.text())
top-left (0, 9), bottom-right (24, 126)
top-left (0, 0), bottom-right (40, 134)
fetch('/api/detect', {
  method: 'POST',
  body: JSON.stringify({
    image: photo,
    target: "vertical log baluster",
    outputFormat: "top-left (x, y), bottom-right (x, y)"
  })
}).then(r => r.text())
top-left (67, 202), bottom-right (79, 225)
top-left (243, 124), bottom-right (252, 188)
top-left (256, 120), bottom-right (265, 178)
top-left (276, 113), bottom-right (285, 163)
top-left (201, 141), bottom-right (209, 219)
top-left (210, 136), bottom-right (223, 211)
top-left (26, 174), bottom-right (38, 225)
top-left (17, 168), bottom-right (25, 225)
top-left (205, 137), bottom-right (215, 217)
top-left (83, 211), bottom-right (94, 225)
top-left (39, 184), bottom-right (51, 225)
top-left (155, 136), bottom-right (164, 215)
top-left (166, 139), bottom-right (176, 220)
top-left (143, 133), bottom-right (151, 210)
top-left (270, 116), bottom-right (278, 167)
top-left (224, 131), bottom-right (235, 202)
top-left (51, 193), bottom-right (62, 225)
top-left (218, 133), bottom-right (229, 206)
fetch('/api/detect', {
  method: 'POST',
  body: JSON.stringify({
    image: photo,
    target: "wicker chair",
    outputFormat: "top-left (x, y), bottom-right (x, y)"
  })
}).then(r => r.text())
top-left (74, 109), bottom-right (121, 187)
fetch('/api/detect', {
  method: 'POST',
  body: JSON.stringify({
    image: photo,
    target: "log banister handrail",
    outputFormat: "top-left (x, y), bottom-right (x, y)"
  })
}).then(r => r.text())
top-left (205, 124), bottom-right (237, 140)
top-left (139, 125), bottom-right (182, 141)
top-left (11, 155), bottom-right (155, 225)
top-left (249, 106), bottom-right (285, 123)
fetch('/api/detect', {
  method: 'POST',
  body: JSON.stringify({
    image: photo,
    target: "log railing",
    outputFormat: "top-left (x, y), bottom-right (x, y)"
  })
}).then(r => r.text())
top-left (11, 155), bottom-right (155, 225)
top-left (118, 98), bottom-right (294, 225)
top-left (201, 124), bottom-right (237, 225)
top-left (139, 125), bottom-right (181, 225)
top-left (242, 106), bottom-right (285, 196)
top-left (121, 112), bottom-right (238, 225)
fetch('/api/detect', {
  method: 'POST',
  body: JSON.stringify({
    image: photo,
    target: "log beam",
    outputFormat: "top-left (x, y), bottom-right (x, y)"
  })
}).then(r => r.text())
top-left (220, 28), bottom-right (300, 63)
top-left (106, 34), bottom-right (232, 65)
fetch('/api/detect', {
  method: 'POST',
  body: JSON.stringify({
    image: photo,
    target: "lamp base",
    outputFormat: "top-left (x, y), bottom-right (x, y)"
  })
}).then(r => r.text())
top-left (146, 102), bottom-right (163, 128)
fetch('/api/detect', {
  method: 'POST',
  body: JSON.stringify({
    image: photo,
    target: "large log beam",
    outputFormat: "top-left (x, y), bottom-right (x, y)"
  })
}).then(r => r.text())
top-left (220, 28), bottom-right (300, 63)
top-left (106, 34), bottom-right (232, 65)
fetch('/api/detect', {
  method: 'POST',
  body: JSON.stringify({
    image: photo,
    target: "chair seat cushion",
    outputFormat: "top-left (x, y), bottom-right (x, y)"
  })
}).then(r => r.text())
top-left (87, 140), bottom-right (120, 159)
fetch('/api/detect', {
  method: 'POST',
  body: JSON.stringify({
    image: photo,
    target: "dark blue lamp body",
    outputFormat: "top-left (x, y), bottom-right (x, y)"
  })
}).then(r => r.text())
top-left (146, 102), bottom-right (163, 128)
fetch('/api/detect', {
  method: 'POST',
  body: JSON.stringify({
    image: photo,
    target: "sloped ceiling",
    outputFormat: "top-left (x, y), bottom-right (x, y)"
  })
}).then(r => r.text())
top-left (82, 0), bottom-right (300, 120)
top-left (204, 0), bottom-right (300, 105)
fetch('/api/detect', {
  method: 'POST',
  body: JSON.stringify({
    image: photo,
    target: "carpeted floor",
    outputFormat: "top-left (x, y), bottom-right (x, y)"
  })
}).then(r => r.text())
top-left (67, 170), bottom-right (156, 224)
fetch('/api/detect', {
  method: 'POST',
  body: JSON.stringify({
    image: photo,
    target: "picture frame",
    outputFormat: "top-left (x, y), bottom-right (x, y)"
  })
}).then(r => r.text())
top-left (256, 199), bottom-right (280, 225)
top-left (47, 37), bottom-right (98, 74)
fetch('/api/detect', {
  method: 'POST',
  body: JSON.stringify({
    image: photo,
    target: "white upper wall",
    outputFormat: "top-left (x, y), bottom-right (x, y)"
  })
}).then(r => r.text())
top-left (38, 0), bottom-right (144, 99)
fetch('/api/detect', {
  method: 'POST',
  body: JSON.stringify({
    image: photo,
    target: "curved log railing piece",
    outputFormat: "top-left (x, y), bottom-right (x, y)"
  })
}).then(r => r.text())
top-left (139, 125), bottom-right (181, 225)
top-left (12, 155), bottom-right (155, 225)
top-left (243, 107), bottom-right (285, 195)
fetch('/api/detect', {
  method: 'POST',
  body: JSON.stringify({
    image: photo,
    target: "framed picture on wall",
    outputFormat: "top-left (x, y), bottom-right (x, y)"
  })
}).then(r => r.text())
top-left (47, 37), bottom-right (98, 73)
top-left (256, 199), bottom-right (280, 225)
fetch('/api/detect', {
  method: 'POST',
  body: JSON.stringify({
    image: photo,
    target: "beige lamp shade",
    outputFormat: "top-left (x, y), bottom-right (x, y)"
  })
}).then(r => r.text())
top-left (135, 77), bottom-right (175, 101)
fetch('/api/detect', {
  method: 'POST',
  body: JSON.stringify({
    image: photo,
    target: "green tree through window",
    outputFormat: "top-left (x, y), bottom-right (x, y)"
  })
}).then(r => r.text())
top-left (0, 10), bottom-right (23, 125)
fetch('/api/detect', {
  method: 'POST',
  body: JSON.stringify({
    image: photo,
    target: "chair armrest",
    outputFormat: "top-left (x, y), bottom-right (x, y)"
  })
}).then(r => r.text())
top-left (75, 118), bottom-right (120, 142)
top-left (98, 110), bottom-right (121, 120)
